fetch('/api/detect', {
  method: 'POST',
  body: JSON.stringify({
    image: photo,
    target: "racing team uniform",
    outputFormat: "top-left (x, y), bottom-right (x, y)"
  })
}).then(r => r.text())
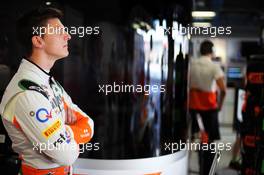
top-left (189, 55), bottom-right (224, 175)
top-left (0, 59), bottom-right (94, 175)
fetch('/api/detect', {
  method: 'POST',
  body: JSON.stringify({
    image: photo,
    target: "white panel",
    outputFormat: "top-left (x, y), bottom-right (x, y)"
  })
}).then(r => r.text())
top-left (73, 150), bottom-right (188, 175)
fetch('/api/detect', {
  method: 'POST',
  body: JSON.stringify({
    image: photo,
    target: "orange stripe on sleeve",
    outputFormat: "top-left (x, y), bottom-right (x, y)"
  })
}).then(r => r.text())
top-left (13, 116), bottom-right (22, 130)
top-left (69, 111), bottom-right (93, 144)
top-left (63, 100), bottom-right (93, 144)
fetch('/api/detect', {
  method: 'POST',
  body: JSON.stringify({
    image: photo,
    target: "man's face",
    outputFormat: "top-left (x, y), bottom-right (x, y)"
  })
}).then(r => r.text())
top-left (42, 18), bottom-right (71, 60)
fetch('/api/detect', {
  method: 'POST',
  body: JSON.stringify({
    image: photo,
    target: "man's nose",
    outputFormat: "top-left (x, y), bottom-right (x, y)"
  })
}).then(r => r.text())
top-left (64, 32), bottom-right (71, 41)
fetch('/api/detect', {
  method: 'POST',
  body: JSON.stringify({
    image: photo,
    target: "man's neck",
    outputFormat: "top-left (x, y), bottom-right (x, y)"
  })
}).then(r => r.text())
top-left (29, 52), bottom-right (55, 72)
top-left (201, 54), bottom-right (212, 60)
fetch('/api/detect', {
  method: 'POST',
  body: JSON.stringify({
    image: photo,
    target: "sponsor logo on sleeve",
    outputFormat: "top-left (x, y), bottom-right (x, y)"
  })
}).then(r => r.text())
top-left (53, 133), bottom-right (66, 147)
top-left (36, 108), bottom-right (52, 123)
top-left (42, 119), bottom-right (61, 139)
top-left (81, 129), bottom-right (90, 138)
top-left (52, 128), bottom-right (71, 147)
top-left (18, 79), bottom-right (49, 99)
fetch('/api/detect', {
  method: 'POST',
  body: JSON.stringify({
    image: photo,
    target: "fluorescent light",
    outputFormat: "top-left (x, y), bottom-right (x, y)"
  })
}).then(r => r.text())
top-left (46, 1), bottom-right (51, 5)
top-left (192, 11), bottom-right (216, 18)
top-left (132, 23), bottom-right (140, 29)
top-left (192, 22), bottom-right (212, 27)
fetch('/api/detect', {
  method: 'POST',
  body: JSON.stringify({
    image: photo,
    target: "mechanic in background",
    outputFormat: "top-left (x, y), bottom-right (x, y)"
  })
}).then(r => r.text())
top-left (189, 40), bottom-right (226, 175)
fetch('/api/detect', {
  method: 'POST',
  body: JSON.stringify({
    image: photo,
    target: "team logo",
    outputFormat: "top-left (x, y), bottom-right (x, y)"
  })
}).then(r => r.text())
top-left (36, 108), bottom-right (52, 123)
top-left (81, 129), bottom-right (90, 138)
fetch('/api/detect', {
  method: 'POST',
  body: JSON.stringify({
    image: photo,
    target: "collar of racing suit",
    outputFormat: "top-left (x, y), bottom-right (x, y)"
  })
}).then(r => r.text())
top-left (19, 58), bottom-right (60, 103)
top-left (19, 58), bottom-right (51, 83)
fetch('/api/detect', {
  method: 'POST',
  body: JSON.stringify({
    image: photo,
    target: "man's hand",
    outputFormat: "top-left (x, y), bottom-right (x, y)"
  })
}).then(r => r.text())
top-left (216, 77), bottom-right (226, 111)
top-left (218, 101), bottom-right (224, 111)
top-left (65, 107), bottom-right (77, 125)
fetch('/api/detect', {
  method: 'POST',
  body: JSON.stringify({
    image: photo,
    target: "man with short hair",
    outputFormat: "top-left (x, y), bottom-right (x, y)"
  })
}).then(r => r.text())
top-left (0, 7), bottom-right (94, 175)
top-left (189, 40), bottom-right (226, 175)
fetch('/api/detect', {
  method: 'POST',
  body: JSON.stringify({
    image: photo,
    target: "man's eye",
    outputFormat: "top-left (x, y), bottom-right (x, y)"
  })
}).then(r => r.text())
top-left (55, 27), bottom-right (64, 34)
top-left (59, 28), bottom-right (64, 34)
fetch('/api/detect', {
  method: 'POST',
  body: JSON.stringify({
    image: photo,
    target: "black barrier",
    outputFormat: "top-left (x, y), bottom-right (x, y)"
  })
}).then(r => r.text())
top-left (241, 55), bottom-right (264, 175)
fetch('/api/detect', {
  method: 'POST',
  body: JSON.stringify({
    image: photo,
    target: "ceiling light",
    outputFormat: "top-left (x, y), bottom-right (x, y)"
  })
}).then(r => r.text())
top-left (192, 11), bottom-right (216, 18)
top-left (192, 22), bottom-right (212, 27)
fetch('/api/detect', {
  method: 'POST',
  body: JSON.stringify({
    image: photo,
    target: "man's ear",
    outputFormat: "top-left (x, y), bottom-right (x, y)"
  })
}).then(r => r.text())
top-left (32, 36), bottom-right (45, 48)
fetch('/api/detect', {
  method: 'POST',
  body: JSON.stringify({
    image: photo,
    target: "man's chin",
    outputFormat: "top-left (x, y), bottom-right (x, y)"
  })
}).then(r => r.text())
top-left (64, 52), bottom-right (69, 57)
top-left (56, 52), bottom-right (69, 59)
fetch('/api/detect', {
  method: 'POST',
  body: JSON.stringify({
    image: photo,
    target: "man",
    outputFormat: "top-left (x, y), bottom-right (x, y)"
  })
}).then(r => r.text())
top-left (189, 40), bottom-right (226, 175)
top-left (0, 7), bottom-right (94, 175)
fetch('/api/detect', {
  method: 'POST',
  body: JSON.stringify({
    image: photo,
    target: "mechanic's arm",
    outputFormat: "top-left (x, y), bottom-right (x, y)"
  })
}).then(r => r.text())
top-left (216, 76), bottom-right (226, 111)
top-left (62, 89), bottom-right (94, 144)
top-left (14, 91), bottom-right (79, 166)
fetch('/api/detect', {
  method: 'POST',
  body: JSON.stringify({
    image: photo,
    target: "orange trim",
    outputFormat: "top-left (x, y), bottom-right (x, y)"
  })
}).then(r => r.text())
top-left (69, 112), bottom-right (92, 144)
top-left (13, 116), bottom-right (22, 130)
top-left (63, 100), bottom-right (92, 144)
top-left (189, 89), bottom-right (218, 110)
top-left (200, 131), bottom-right (209, 144)
top-left (144, 173), bottom-right (162, 175)
top-left (22, 164), bottom-right (70, 175)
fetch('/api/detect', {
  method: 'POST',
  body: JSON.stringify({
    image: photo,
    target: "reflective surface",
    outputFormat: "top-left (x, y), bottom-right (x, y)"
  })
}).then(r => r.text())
top-left (0, 1), bottom-right (191, 160)
top-left (61, 20), bottom-right (190, 159)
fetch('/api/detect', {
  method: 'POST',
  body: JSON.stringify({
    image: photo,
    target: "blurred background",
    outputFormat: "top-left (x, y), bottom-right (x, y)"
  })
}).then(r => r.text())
top-left (1, 0), bottom-right (264, 174)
